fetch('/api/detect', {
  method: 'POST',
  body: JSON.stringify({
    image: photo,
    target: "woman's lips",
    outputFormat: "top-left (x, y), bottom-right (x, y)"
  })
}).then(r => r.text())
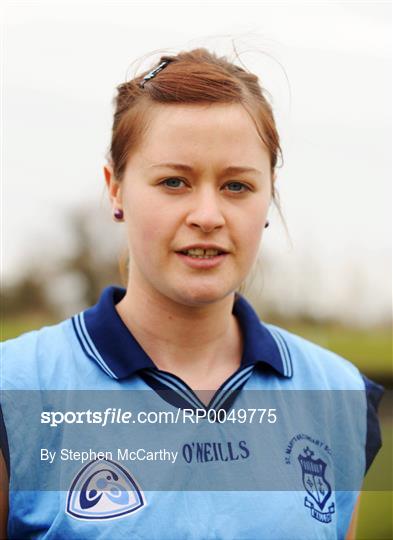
top-left (175, 252), bottom-right (228, 269)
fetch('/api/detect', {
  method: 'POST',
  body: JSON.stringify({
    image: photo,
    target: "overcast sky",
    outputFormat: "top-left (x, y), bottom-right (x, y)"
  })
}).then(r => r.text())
top-left (2, 1), bottom-right (391, 324)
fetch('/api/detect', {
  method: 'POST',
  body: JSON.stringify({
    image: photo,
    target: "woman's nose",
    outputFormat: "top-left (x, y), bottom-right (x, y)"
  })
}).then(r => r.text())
top-left (185, 188), bottom-right (225, 232)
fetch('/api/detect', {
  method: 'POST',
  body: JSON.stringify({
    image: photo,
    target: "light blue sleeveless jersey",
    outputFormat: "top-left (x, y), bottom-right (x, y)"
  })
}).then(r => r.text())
top-left (0, 286), bottom-right (383, 540)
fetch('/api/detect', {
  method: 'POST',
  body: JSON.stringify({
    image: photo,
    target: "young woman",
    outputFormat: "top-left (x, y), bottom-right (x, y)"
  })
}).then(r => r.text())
top-left (0, 48), bottom-right (383, 539)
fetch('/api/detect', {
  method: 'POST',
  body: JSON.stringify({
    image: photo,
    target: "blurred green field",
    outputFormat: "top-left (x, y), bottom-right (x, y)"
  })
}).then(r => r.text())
top-left (283, 323), bottom-right (392, 384)
top-left (1, 317), bottom-right (392, 538)
top-left (1, 317), bottom-right (59, 342)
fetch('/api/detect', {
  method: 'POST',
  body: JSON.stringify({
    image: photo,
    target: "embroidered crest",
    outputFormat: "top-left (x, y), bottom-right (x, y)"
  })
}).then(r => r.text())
top-left (298, 447), bottom-right (335, 523)
top-left (66, 458), bottom-right (145, 520)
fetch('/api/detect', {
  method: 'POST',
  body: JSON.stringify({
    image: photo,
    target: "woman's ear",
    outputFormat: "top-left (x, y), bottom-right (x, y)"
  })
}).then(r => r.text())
top-left (104, 164), bottom-right (122, 207)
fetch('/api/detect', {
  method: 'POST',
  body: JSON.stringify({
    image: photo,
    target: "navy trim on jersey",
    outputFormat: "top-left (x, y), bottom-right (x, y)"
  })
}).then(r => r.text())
top-left (208, 365), bottom-right (256, 412)
top-left (139, 371), bottom-right (206, 410)
top-left (77, 286), bottom-right (291, 382)
top-left (71, 315), bottom-right (118, 379)
top-left (140, 365), bottom-right (256, 412)
top-left (142, 368), bottom-right (206, 409)
top-left (0, 405), bottom-right (10, 477)
top-left (77, 287), bottom-right (156, 378)
top-left (362, 374), bottom-right (384, 473)
top-left (265, 326), bottom-right (293, 378)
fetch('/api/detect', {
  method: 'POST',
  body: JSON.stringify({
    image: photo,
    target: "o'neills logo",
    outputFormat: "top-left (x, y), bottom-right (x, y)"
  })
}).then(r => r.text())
top-left (182, 440), bottom-right (250, 463)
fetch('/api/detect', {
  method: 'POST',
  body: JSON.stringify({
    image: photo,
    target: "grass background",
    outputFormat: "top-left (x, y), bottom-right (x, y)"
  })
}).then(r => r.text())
top-left (2, 317), bottom-right (392, 539)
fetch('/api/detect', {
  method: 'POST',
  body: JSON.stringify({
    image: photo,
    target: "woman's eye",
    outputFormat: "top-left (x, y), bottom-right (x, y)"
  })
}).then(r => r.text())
top-left (161, 178), bottom-right (185, 189)
top-left (225, 182), bottom-right (249, 192)
top-left (160, 178), bottom-right (249, 192)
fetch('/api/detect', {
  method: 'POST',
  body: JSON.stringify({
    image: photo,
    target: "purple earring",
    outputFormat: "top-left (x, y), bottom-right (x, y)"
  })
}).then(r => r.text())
top-left (264, 220), bottom-right (269, 229)
top-left (113, 208), bottom-right (124, 221)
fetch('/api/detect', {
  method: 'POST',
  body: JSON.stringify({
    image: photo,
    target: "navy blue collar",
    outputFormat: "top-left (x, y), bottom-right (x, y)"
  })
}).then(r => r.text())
top-left (75, 286), bottom-right (292, 380)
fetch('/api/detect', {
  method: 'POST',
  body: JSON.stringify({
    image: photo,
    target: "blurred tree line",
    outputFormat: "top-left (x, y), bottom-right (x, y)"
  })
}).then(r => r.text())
top-left (2, 207), bottom-right (124, 322)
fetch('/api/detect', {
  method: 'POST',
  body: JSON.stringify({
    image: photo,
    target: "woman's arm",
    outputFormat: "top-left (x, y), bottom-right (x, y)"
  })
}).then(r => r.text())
top-left (345, 495), bottom-right (360, 540)
top-left (0, 451), bottom-right (8, 540)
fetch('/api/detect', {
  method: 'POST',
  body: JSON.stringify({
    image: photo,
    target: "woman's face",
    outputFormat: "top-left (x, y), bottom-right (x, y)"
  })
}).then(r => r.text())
top-left (107, 102), bottom-right (273, 307)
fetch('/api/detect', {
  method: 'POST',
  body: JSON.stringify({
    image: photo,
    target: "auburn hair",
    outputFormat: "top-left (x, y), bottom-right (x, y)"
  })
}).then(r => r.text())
top-left (110, 48), bottom-right (281, 186)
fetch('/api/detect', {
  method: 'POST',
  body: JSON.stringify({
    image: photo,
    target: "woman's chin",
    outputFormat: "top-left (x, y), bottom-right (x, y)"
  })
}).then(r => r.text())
top-left (170, 282), bottom-right (235, 307)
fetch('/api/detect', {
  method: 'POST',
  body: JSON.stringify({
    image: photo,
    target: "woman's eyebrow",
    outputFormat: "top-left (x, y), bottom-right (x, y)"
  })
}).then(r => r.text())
top-left (148, 162), bottom-right (262, 175)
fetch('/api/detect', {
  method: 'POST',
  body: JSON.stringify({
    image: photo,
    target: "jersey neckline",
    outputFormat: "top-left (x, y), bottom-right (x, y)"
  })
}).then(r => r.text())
top-left (73, 286), bottom-right (292, 382)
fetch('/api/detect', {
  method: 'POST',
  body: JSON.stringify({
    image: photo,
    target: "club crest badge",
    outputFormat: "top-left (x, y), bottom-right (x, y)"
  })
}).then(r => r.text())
top-left (298, 447), bottom-right (335, 523)
top-left (66, 458), bottom-right (145, 520)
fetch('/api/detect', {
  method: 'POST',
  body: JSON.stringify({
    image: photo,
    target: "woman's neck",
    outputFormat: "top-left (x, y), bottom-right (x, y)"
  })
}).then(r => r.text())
top-left (115, 279), bottom-right (243, 388)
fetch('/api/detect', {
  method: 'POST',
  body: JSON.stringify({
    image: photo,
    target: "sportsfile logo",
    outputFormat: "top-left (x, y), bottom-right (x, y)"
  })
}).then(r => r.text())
top-left (41, 407), bottom-right (278, 426)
